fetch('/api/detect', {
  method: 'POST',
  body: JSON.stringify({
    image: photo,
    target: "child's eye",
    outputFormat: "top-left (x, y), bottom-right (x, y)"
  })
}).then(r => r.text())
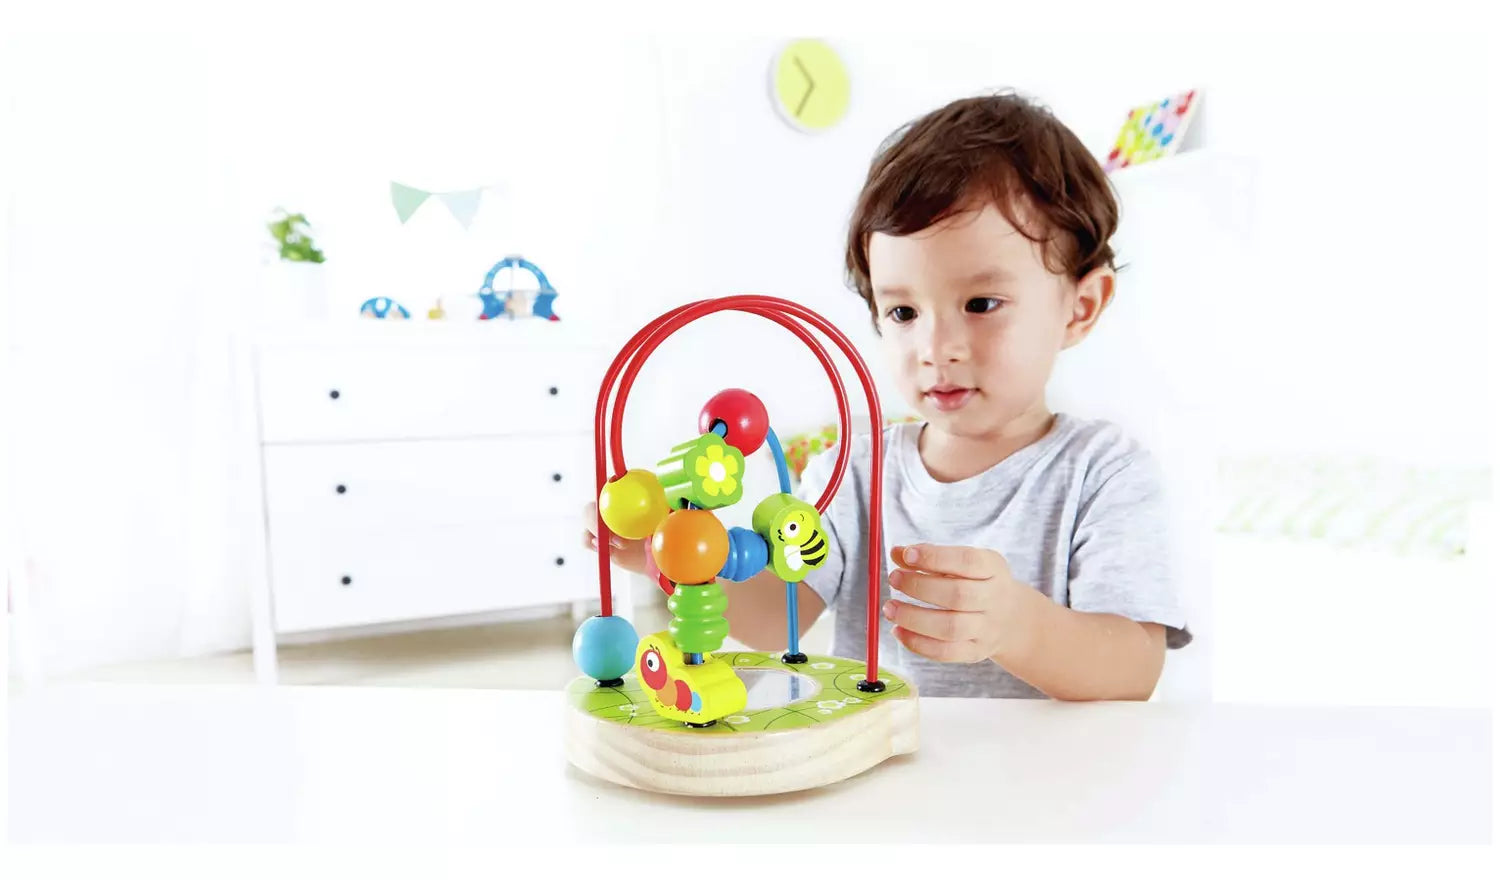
top-left (965, 297), bottom-right (1002, 314)
top-left (885, 305), bottom-right (917, 324)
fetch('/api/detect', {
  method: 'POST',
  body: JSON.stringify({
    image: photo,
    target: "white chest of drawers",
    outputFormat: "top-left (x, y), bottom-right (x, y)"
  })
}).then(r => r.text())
top-left (243, 324), bottom-right (616, 683)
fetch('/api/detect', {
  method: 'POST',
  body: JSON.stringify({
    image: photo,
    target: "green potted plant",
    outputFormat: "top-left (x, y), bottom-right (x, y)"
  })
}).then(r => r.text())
top-left (268, 209), bottom-right (326, 264)
top-left (263, 208), bottom-right (328, 323)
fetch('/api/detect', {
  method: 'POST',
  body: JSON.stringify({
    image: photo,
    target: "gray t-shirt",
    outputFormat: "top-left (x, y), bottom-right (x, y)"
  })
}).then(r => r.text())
top-left (795, 414), bottom-right (1191, 698)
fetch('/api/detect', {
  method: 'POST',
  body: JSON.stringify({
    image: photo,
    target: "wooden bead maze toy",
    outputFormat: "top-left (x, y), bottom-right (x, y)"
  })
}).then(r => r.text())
top-left (565, 295), bottom-right (918, 797)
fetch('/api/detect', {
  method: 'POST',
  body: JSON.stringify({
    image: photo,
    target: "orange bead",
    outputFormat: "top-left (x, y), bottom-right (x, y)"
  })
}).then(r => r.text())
top-left (650, 509), bottom-right (729, 585)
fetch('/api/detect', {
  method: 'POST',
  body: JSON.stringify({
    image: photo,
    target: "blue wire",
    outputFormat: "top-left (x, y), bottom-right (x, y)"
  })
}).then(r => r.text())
top-left (784, 580), bottom-right (799, 657)
top-left (764, 425), bottom-right (799, 657)
top-left (765, 425), bottom-right (792, 495)
top-left (710, 420), bottom-right (801, 657)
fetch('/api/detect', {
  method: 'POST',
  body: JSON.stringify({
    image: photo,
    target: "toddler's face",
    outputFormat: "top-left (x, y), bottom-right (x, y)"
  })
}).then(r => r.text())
top-left (868, 201), bottom-right (1081, 440)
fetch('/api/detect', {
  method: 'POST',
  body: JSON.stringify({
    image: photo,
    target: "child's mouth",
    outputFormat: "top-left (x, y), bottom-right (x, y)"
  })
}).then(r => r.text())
top-left (924, 387), bottom-right (975, 412)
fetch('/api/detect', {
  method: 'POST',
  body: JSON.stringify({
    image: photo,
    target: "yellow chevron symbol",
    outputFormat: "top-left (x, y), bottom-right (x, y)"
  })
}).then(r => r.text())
top-left (771, 39), bottom-right (851, 132)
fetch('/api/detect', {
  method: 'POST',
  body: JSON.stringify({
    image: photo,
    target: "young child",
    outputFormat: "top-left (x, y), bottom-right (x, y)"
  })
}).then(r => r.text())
top-left (586, 92), bottom-right (1191, 700)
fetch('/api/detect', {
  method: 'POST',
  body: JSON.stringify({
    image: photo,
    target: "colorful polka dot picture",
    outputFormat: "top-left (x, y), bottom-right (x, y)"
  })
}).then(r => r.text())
top-left (1102, 89), bottom-right (1199, 174)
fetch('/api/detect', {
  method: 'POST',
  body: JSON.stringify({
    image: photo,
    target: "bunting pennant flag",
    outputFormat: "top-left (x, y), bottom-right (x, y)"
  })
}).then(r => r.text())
top-left (437, 190), bottom-right (483, 229)
top-left (389, 181), bottom-right (498, 229)
top-left (390, 182), bottom-right (432, 223)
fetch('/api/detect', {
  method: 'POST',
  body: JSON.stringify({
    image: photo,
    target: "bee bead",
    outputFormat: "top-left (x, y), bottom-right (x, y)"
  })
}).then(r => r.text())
top-left (752, 493), bottom-right (828, 583)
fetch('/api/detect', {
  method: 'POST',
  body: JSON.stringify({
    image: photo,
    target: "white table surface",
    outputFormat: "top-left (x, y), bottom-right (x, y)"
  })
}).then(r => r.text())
top-left (7, 683), bottom-right (1491, 844)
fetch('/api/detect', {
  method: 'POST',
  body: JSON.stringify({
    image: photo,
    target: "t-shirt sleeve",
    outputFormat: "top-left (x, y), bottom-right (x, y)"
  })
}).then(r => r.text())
top-left (1068, 453), bottom-right (1193, 649)
top-left (792, 445), bottom-right (849, 611)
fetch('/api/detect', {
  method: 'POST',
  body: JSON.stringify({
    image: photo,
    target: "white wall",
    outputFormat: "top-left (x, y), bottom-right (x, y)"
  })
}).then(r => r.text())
top-left (643, 31), bottom-right (1494, 467)
top-left (4, 16), bottom-right (1492, 680)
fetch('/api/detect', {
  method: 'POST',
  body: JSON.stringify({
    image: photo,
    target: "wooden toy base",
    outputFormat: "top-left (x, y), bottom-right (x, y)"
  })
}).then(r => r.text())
top-left (564, 651), bottom-right (918, 797)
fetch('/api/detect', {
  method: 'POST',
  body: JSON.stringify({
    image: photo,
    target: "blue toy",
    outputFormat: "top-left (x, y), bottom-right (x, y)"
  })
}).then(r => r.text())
top-left (475, 255), bottom-right (561, 321)
top-left (359, 297), bottom-right (411, 320)
top-left (572, 614), bottom-right (640, 684)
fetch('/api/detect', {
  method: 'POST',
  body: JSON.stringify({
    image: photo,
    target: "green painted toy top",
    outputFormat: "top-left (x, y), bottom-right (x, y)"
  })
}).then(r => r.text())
top-left (656, 432), bottom-right (746, 511)
top-left (567, 651), bottom-right (912, 734)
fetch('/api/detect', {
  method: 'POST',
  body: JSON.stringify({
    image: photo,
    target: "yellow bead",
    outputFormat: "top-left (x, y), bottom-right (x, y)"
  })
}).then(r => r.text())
top-left (598, 470), bottom-right (670, 540)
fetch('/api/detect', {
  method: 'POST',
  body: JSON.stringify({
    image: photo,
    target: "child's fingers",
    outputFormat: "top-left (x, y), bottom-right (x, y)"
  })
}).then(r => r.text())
top-left (883, 599), bottom-right (983, 641)
top-left (891, 625), bottom-right (986, 663)
top-left (581, 531), bottom-right (628, 552)
top-left (891, 544), bottom-right (996, 579)
top-left (888, 568), bottom-right (989, 611)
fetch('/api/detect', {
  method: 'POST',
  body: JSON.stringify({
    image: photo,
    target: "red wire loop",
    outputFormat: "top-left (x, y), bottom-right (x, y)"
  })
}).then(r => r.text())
top-left (593, 296), bottom-right (885, 686)
top-left (621, 304), bottom-right (849, 600)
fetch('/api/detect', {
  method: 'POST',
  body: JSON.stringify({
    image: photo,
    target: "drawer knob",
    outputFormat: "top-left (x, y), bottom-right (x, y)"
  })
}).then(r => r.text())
top-left (341, 575), bottom-right (353, 586)
top-left (551, 473), bottom-right (562, 483)
top-left (548, 386), bottom-right (559, 396)
top-left (554, 557), bottom-right (565, 567)
top-left (329, 389), bottom-right (341, 400)
top-left (335, 484), bottom-right (347, 494)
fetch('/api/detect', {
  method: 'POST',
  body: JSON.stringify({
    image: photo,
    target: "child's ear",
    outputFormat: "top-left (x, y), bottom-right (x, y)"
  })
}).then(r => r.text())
top-left (1061, 267), bottom-right (1115, 349)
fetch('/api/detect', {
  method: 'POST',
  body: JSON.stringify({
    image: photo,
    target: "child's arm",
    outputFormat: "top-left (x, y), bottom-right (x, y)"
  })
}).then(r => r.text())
top-left (723, 573), bottom-right (828, 651)
top-left (724, 437), bottom-right (848, 652)
top-left (990, 589), bottom-right (1166, 701)
top-left (883, 544), bottom-right (1166, 700)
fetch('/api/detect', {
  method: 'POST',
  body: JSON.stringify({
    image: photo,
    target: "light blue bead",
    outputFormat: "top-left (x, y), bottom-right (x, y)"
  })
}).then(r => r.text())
top-left (572, 615), bottom-right (639, 682)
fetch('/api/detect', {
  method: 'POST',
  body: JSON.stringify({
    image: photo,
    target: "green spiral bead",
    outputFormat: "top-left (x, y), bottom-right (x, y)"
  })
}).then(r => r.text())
top-left (667, 582), bottom-right (729, 654)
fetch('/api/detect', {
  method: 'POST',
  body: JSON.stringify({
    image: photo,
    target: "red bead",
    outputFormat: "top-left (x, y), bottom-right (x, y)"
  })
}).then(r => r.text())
top-left (699, 388), bottom-right (769, 455)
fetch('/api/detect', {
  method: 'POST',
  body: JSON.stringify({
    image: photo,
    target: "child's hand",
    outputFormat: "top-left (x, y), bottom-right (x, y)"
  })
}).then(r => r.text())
top-left (882, 544), bottom-right (1032, 664)
top-left (581, 502), bottom-right (650, 577)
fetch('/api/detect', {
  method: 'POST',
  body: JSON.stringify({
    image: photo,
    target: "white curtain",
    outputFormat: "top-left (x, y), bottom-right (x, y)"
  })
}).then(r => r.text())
top-left (5, 30), bottom-right (266, 674)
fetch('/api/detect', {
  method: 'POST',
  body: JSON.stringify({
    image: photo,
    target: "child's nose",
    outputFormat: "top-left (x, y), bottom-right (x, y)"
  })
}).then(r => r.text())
top-left (919, 317), bottom-right (969, 364)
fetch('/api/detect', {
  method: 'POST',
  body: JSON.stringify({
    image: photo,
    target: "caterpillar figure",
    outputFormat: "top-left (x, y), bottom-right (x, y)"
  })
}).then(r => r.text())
top-left (634, 632), bottom-right (747, 726)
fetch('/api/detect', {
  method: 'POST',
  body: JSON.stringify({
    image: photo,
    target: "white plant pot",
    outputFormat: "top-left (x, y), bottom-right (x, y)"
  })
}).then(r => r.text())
top-left (260, 260), bottom-right (329, 327)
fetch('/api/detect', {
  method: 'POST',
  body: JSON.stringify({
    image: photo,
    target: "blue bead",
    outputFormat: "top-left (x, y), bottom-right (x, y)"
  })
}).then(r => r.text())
top-left (572, 615), bottom-right (639, 682)
top-left (1161, 133), bottom-right (1174, 146)
top-left (719, 527), bottom-right (770, 582)
top-left (1152, 123), bottom-right (1164, 137)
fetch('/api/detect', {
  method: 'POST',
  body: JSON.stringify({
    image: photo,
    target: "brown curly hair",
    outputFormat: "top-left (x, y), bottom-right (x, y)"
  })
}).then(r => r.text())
top-left (845, 92), bottom-right (1119, 323)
